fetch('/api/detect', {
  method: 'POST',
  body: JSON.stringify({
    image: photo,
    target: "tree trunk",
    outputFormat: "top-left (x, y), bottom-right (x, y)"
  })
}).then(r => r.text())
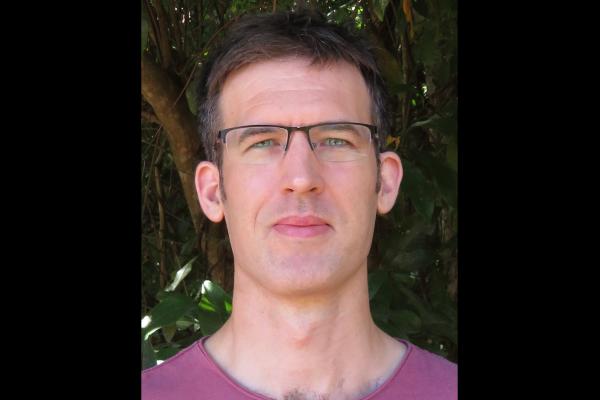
top-left (141, 53), bottom-right (203, 236)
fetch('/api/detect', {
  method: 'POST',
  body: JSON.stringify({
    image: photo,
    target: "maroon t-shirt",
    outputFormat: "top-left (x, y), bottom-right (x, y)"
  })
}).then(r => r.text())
top-left (142, 336), bottom-right (457, 399)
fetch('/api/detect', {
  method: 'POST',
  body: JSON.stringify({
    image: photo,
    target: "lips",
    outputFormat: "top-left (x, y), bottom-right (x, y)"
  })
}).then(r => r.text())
top-left (273, 215), bottom-right (331, 238)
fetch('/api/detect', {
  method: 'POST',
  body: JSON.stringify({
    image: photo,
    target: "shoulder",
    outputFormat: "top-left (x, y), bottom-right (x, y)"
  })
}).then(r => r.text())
top-left (141, 339), bottom-right (209, 400)
top-left (406, 343), bottom-right (457, 379)
top-left (378, 340), bottom-right (457, 400)
top-left (402, 342), bottom-right (457, 397)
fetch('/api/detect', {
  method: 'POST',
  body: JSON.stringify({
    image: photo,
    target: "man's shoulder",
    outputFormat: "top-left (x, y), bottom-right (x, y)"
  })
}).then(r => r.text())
top-left (142, 339), bottom-right (200, 378)
top-left (378, 340), bottom-right (457, 399)
top-left (405, 342), bottom-right (457, 378)
top-left (142, 339), bottom-right (214, 400)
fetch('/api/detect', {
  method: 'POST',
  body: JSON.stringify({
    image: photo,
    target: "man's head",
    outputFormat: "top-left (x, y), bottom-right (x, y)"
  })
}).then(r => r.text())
top-left (197, 10), bottom-right (390, 183)
top-left (194, 10), bottom-right (403, 297)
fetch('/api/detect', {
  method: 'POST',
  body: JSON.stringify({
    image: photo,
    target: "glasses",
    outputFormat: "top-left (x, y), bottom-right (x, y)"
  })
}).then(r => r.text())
top-left (217, 122), bottom-right (377, 164)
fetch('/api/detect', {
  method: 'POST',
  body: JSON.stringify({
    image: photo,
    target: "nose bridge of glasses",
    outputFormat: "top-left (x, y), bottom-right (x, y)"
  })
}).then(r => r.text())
top-left (284, 126), bottom-right (315, 152)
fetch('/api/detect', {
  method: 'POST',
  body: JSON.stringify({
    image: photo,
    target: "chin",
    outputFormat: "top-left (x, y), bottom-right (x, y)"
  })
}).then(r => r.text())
top-left (262, 254), bottom-right (361, 296)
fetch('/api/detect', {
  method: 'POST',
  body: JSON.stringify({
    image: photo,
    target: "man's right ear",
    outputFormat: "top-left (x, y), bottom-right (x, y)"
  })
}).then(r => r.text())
top-left (195, 161), bottom-right (224, 223)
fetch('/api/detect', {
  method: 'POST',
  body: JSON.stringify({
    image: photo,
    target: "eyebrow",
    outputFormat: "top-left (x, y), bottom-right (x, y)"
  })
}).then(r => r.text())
top-left (237, 126), bottom-right (283, 143)
top-left (316, 123), bottom-right (363, 135)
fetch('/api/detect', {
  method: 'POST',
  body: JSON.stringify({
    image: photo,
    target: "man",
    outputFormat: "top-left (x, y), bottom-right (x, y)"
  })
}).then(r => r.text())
top-left (142, 10), bottom-right (457, 400)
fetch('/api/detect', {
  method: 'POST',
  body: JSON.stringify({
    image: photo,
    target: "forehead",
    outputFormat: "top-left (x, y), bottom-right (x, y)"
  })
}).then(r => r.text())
top-left (218, 57), bottom-right (372, 127)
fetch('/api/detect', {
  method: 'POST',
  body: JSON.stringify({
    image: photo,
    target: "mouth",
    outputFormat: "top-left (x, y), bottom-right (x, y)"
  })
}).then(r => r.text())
top-left (273, 215), bottom-right (332, 238)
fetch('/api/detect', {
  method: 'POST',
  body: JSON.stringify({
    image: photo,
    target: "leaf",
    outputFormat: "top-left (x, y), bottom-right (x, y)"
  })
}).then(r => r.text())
top-left (143, 292), bottom-right (198, 340)
top-left (429, 115), bottom-right (457, 138)
top-left (196, 306), bottom-right (226, 335)
top-left (141, 337), bottom-right (157, 370)
top-left (412, 0), bottom-right (429, 18)
top-left (165, 256), bottom-right (197, 292)
top-left (393, 272), bottom-right (416, 286)
top-left (412, 152), bottom-right (457, 209)
top-left (194, 280), bottom-right (232, 335)
top-left (371, 299), bottom-right (391, 324)
top-left (393, 280), bottom-right (428, 316)
top-left (141, 3), bottom-right (149, 54)
top-left (371, 42), bottom-right (405, 95)
top-left (389, 309), bottom-right (422, 334)
top-left (368, 270), bottom-right (388, 300)
top-left (180, 236), bottom-right (197, 257)
top-left (390, 248), bottom-right (434, 272)
top-left (154, 345), bottom-right (180, 362)
top-left (413, 27), bottom-right (437, 68)
top-left (200, 280), bottom-right (232, 317)
top-left (400, 160), bottom-right (436, 221)
top-left (373, 0), bottom-right (390, 22)
top-left (446, 132), bottom-right (457, 172)
top-left (185, 76), bottom-right (199, 116)
top-left (162, 324), bottom-right (177, 343)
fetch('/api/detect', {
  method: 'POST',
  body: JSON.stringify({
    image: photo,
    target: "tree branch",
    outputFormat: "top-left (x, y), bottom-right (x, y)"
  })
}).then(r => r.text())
top-left (154, 163), bottom-right (168, 288)
top-left (154, 0), bottom-right (173, 69)
top-left (142, 53), bottom-right (204, 236)
top-left (142, 110), bottom-right (161, 125)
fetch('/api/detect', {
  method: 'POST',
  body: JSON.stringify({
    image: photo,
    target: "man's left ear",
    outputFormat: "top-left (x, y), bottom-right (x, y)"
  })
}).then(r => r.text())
top-left (377, 151), bottom-right (403, 214)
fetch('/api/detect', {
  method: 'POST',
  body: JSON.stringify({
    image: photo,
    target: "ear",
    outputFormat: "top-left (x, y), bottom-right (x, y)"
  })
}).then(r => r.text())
top-left (195, 161), bottom-right (224, 223)
top-left (377, 151), bottom-right (403, 214)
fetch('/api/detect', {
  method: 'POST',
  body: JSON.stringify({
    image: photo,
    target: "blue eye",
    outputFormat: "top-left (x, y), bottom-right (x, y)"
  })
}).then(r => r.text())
top-left (323, 138), bottom-right (349, 147)
top-left (251, 139), bottom-right (275, 148)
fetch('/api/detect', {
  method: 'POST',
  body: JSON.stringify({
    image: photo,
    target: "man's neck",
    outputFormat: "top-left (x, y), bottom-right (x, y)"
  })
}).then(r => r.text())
top-left (204, 268), bottom-right (406, 400)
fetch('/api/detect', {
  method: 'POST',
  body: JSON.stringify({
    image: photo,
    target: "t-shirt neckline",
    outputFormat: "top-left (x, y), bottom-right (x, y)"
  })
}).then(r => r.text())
top-left (195, 335), bottom-right (414, 400)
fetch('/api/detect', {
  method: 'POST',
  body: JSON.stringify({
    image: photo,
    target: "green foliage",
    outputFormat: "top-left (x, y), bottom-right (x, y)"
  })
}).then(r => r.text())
top-left (142, 279), bottom-right (233, 369)
top-left (142, 0), bottom-right (457, 367)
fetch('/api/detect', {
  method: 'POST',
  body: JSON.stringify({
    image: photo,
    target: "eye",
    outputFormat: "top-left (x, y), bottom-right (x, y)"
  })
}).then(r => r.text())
top-left (323, 137), bottom-right (350, 147)
top-left (251, 139), bottom-right (275, 148)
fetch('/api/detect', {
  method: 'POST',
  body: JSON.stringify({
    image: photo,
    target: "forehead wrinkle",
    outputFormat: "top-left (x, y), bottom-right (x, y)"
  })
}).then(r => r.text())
top-left (219, 59), bottom-right (372, 127)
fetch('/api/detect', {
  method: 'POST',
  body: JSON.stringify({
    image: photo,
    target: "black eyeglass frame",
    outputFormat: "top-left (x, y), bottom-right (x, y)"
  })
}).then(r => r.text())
top-left (216, 122), bottom-right (379, 152)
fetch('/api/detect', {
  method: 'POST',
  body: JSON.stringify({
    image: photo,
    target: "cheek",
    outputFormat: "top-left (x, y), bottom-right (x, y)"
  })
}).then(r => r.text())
top-left (322, 163), bottom-right (379, 230)
top-left (222, 165), bottom-right (275, 229)
top-left (322, 161), bottom-right (378, 201)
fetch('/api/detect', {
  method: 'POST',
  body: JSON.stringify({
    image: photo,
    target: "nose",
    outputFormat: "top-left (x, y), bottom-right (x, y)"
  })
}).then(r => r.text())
top-left (280, 130), bottom-right (324, 194)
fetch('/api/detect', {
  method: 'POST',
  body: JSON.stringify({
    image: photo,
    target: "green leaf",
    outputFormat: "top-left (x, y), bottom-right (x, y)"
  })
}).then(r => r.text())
top-left (390, 249), bottom-right (434, 272)
top-left (446, 133), bottom-right (457, 172)
top-left (143, 292), bottom-right (198, 340)
top-left (162, 324), bottom-right (177, 343)
top-left (155, 345), bottom-right (181, 362)
top-left (389, 309), bottom-right (422, 334)
top-left (429, 116), bottom-right (457, 138)
top-left (405, 115), bottom-right (441, 132)
top-left (393, 280), bottom-right (429, 316)
top-left (141, 3), bottom-right (149, 54)
top-left (200, 280), bottom-right (232, 316)
top-left (368, 270), bottom-right (388, 300)
top-left (185, 76), bottom-right (199, 116)
top-left (194, 280), bottom-right (232, 335)
top-left (412, 0), bottom-right (430, 18)
top-left (392, 272), bottom-right (416, 286)
top-left (141, 337), bottom-right (157, 370)
top-left (412, 153), bottom-right (457, 209)
top-left (373, 0), bottom-right (390, 22)
top-left (401, 160), bottom-right (436, 221)
top-left (175, 318), bottom-right (195, 330)
top-left (371, 44), bottom-right (405, 94)
top-left (196, 306), bottom-right (226, 335)
top-left (180, 237), bottom-right (197, 257)
top-left (371, 299), bottom-right (391, 324)
top-left (413, 27), bottom-right (438, 68)
top-left (165, 256), bottom-right (197, 292)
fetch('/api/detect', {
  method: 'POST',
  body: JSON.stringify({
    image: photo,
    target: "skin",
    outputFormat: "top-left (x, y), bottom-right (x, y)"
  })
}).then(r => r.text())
top-left (195, 57), bottom-right (404, 400)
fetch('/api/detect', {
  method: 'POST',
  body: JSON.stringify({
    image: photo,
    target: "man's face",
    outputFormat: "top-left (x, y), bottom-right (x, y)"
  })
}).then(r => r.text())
top-left (214, 58), bottom-right (388, 296)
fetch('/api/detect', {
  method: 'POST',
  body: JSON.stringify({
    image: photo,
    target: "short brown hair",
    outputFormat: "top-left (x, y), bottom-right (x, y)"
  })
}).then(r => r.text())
top-left (197, 9), bottom-right (390, 172)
